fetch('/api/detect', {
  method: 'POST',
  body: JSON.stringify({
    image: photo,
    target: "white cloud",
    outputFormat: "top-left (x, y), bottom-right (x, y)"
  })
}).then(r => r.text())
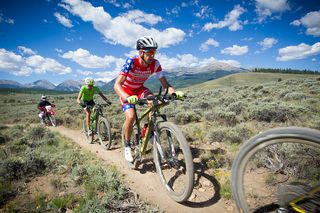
top-left (290, 11), bottom-right (320, 37)
top-left (62, 48), bottom-right (119, 69)
top-left (203, 5), bottom-right (246, 31)
top-left (156, 53), bottom-right (241, 70)
top-left (54, 12), bottom-right (73, 28)
top-left (258, 37), bottom-right (278, 50)
top-left (195, 5), bottom-right (212, 19)
top-left (221, 45), bottom-right (249, 55)
top-left (121, 10), bottom-right (162, 25)
top-left (0, 48), bottom-right (71, 76)
top-left (18, 46), bottom-right (37, 55)
top-left (77, 70), bottom-right (93, 76)
top-left (255, 0), bottom-right (290, 23)
top-left (95, 71), bottom-right (119, 82)
top-left (104, 0), bottom-right (133, 9)
top-left (277, 42), bottom-right (320, 61)
top-left (0, 13), bottom-right (14, 24)
top-left (199, 38), bottom-right (219, 52)
top-left (60, 0), bottom-right (185, 48)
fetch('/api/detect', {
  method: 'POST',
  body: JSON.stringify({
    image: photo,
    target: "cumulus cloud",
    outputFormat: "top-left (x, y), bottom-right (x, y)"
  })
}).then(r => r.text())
top-left (255, 0), bottom-right (290, 23)
top-left (18, 46), bottom-right (37, 55)
top-left (121, 10), bottom-right (162, 25)
top-left (77, 70), bottom-right (93, 76)
top-left (0, 48), bottom-right (71, 76)
top-left (95, 70), bottom-right (119, 82)
top-left (62, 48), bottom-right (120, 69)
top-left (277, 42), bottom-right (320, 61)
top-left (60, 0), bottom-right (185, 48)
top-left (203, 5), bottom-right (246, 31)
top-left (54, 12), bottom-right (73, 28)
top-left (155, 53), bottom-right (241, 70)
top-left (291, 11), bottom-right (320, 37)
top-left (221, 45), bottom-right (249, 55)
top-left (199, 38), bottom-right (219, 52)
top-left (258, 37), bottom-right (278, 50)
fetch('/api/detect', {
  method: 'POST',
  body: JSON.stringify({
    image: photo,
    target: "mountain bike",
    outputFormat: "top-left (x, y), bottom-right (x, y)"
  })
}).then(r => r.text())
top-left (231, 127), bottom-right (320, 213)
top-left (121, 87), bottom-right (194, 203)
top-left (39, 105), bottom-right (56, 127)
top-left (82, 103), bottom-right (112, 149)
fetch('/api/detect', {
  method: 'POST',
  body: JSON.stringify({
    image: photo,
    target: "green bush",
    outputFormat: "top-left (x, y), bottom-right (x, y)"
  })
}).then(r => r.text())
top-left (283, 92), bottom-right (307, 101)
top-left (248, 102), bottom-right (306, 122)
top-left (204, 109), bottom-right (237, 126)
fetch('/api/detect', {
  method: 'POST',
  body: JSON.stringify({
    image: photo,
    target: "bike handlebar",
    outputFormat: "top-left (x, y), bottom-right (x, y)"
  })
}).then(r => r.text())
top-left (124, 93), bottom-right (184, 105)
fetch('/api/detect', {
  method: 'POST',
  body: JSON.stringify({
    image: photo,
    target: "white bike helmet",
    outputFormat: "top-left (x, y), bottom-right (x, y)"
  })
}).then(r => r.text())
top-left (41, 95), bottom-right (47, 101)
top-left (85, 77), bottom-right (94, 85)
top-left (136, 36), bottom-right (158, 50)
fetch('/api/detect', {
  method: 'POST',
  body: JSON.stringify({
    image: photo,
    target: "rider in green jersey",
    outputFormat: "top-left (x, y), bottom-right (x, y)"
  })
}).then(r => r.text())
top-left (77, 77), bottom-right (111, 135)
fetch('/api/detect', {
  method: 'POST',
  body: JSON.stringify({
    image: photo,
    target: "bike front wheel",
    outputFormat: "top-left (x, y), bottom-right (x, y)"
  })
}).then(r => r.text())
top-left (153, 121), bottom-right (194, 203)
top-left (97, 117), bottom-right (112, 150)
top-left (231, 127), bottom-right (320, 213)
top-left (48, 115), bottom-right (56, 127)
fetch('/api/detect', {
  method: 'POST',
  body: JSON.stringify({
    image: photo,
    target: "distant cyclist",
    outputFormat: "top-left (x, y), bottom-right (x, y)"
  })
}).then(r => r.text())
top-left (77, 77), bottom-right (111, 135)
top-left (37, 95), bottom-right (55, 124)
top-left (114, 36), bottom-right (184, 162)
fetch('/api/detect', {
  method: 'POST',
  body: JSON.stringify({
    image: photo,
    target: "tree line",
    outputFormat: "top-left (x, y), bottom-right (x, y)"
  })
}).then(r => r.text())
top-left (252, 68), bottom-right (320, 75)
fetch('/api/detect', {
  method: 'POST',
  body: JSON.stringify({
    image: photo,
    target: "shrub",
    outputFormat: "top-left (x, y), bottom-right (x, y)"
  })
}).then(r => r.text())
top-left (27, 125), bottom-right (47, 142)
top-left (204, 109), bottom-right (237, 126)
top-left (248, 102), bottom-right (306, 122)
top-left (206, 127), bottom-right (228, 143)
top-left (174, 111), bottom-right (201, 124)
top-left (227, 101), bottom-right (245, 115)
top-left (283, 92), bottom-right (307, 101)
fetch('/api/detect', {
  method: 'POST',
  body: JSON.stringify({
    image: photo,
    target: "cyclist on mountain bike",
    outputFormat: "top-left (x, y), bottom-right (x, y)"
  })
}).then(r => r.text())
top-left (37, 95), bottom-right (55, 124)
top-left (77, 77), bottom-right (111, 135)
top-left (114, 36), bottom-right (184, 162)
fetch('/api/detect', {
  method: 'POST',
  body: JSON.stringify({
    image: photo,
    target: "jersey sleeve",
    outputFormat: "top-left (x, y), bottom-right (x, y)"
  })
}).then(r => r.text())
top-left (154, 60), bottom-right (164, 78)
top-left (79, 85), bottom-right (85, 93)
top-left (120, 57), bottom-right (134, 76)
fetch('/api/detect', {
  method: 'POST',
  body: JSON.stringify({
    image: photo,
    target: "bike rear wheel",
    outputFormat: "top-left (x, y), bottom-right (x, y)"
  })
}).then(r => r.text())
top-left (97, 117), bottom-right (112, 150)
top-left (82, 119), bottom-right (93, 144)
top-left (153, 121), bottom-right (194, 203)
top-left (231, 127), bottom-right (320, 213)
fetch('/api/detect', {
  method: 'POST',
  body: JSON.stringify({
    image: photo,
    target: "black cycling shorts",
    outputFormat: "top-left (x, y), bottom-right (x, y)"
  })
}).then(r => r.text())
top-left (80, 100), bottom-right (95, 109)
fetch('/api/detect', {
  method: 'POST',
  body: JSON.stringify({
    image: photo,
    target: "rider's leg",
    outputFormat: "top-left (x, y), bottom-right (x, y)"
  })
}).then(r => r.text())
top-left (124, 108), bottom-right (135, 146)
top-left (85, 108), bottom-right (91, 134)
top-left (123, 107), bottom-right (135, 162)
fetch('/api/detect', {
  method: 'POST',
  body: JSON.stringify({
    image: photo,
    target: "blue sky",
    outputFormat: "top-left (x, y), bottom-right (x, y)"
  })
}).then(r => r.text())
top-left (0, 0), bottom-right (319, 84)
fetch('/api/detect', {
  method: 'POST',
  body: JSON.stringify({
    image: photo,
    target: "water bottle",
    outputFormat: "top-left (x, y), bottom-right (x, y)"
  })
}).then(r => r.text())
top-left (141, 123), bottom-right (148, 138)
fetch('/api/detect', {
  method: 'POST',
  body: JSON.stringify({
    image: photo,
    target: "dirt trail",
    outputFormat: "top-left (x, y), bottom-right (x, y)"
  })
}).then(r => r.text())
top-left (51, 126), bottom-right (235, 213)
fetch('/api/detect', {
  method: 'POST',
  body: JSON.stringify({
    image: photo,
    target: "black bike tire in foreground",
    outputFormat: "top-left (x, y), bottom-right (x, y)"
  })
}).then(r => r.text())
top-left (231, 127), bottom-right (320, 213)
top-left (153, 121), bottom-right (194, 203)
top-left (97, 117), bottom-right (112, 150)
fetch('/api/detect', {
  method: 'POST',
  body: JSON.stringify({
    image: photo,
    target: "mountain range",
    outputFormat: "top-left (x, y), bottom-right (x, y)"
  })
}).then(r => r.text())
top-left (0, 62), bottom-right (248, 92)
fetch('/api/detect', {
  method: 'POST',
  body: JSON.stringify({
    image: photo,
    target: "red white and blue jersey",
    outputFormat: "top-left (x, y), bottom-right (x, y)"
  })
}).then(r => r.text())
top-left (120, 56), bottom-right (164, 90)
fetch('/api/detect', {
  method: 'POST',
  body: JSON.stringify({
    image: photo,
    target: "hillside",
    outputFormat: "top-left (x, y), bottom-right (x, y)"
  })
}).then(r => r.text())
top-left (0, 72), bottom-right (319, 212)
top-left (186, 72), bottom-right (320, 91)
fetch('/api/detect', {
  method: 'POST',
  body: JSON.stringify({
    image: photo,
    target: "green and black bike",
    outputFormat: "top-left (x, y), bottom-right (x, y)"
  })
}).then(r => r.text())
top-left (231, 127), bottom-right (320, 213)
top-left (82, 103), bottom-right (112, 150)
top-left (121, 87), bottom-right (194, 203)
